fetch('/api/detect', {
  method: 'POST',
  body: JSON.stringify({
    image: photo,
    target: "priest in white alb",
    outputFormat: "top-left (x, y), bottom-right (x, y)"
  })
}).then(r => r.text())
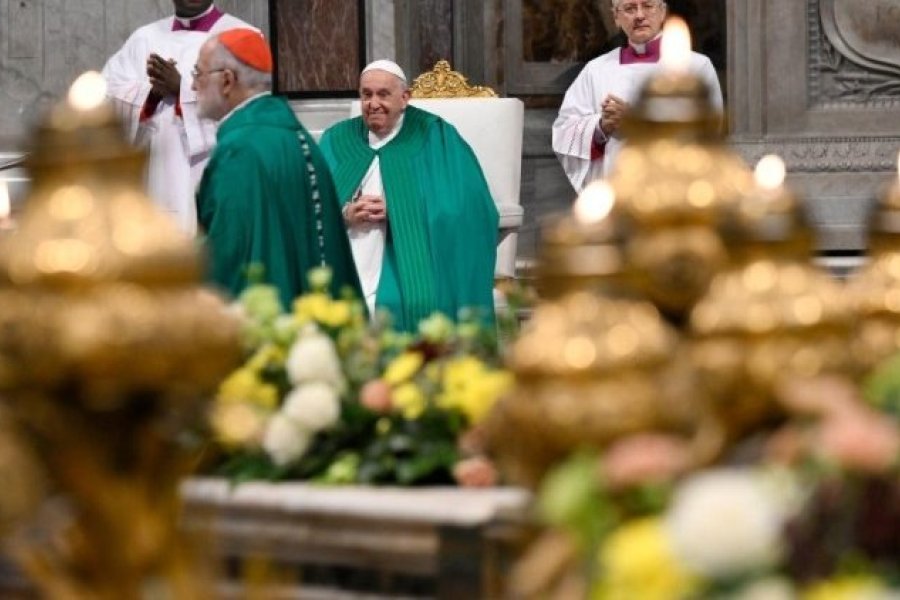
top-left (552, 0), bottom-right (722, 192)
top-left (101, 1), bottom-right (253, 234)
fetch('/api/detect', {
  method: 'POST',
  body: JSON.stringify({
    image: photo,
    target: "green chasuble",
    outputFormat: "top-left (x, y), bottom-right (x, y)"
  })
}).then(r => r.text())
top-left (196, 94), bottom-right (362, 309)
top-left (318, 106), bottom-right (499, 331)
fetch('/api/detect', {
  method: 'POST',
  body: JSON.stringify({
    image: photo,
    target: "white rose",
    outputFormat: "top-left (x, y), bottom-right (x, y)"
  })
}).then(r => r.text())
top-left (666, 468), bottom-right (785, 577)
top-left (285, 328), bottom-right (344, 389)
top-left (731, 578), bottom-right (795, 600)
top-left (282, 382), bottom-right (341, 432)
top-left (262, 414), bottom-right (312, 467)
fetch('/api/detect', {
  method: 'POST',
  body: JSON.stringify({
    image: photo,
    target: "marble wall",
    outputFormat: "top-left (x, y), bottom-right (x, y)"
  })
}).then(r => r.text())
top-left (272, 0), bottom-right (361, 95)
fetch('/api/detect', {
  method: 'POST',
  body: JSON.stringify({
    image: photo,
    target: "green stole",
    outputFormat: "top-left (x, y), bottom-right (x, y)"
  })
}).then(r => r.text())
top-left (322, 107), bottom-right (438, 328)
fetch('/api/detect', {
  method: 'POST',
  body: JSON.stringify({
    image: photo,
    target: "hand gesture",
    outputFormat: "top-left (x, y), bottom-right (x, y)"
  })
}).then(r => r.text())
top-left (344, 194), bottom-right (387, 227)
top-left (600, 94), bottom-right (629, 137)
top-left (146, 53), bottom-right (181, 98)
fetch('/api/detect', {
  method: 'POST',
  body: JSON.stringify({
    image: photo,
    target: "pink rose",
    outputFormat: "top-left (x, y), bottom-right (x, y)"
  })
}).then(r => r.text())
top-left (817, 408), bottom-right (900, 473)
top-left (453, 456), bottom-right (498, 487)
top-left (776, 375), bottom-right (858, 418)
top-left (601, 433), bottom-right (691, 489)
top-left (359, 379), bottom-right (393, 413)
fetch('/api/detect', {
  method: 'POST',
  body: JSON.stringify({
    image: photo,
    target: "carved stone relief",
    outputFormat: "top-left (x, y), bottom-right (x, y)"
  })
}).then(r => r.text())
top-left (810, 0), bottom-right (900, 105)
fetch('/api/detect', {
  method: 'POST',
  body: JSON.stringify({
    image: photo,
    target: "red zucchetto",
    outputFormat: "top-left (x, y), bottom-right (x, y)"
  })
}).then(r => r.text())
top-left (218, 28), bottom-right (273, 73)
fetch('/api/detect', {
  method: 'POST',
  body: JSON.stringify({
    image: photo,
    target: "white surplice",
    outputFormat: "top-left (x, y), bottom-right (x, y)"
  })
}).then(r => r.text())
top-left (101, 9), bottom-right (252, 234)
top-left (552, 44), bottom-right (723, 193)
top-left (348, 114), bottom-right (405, 316)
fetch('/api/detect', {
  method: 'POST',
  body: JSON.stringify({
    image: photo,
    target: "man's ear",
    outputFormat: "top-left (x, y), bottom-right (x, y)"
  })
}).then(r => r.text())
top-left (221, 69), bottom-right (236, 96)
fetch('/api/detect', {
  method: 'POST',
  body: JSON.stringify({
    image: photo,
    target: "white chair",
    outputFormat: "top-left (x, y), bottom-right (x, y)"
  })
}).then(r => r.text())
top-left (351, 61), bottom-right (525, 309)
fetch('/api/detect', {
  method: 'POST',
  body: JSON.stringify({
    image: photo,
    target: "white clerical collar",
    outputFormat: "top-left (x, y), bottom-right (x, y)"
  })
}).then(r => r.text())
top-left (368, 112), bottom-right (405, 149)
top-left (219, 91), bottom-right (271, 126)
top-left (630, 33), bottom-right (662, 55)
top-left (174, 4), bottom-right (216, 29)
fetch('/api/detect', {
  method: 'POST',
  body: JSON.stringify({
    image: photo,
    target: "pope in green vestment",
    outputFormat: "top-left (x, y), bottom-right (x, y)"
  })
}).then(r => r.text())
top-left (319, 103), bottom-right (499, 331)
top-left (196, 94), bottom-right (362, 309)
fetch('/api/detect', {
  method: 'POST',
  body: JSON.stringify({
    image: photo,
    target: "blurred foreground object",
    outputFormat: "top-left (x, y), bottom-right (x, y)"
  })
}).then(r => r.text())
top-left (0, 71), bottom-right (240, 598)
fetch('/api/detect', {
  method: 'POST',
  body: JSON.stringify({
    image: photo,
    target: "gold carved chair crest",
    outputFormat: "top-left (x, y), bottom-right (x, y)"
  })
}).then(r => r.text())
top-left (410, 60), bottom-right (498, 99)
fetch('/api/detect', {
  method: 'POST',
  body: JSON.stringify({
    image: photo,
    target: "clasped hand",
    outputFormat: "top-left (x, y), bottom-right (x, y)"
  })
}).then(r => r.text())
top-left (146, 53), bottom-right (181, 98)
top-left (600, 94), bottom-right (629, 137)
top-left (345, 194), bottom-right (387, 226)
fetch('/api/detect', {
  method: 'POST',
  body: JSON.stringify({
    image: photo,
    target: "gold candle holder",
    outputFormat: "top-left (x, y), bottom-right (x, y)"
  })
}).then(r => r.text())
top-left (846, 154), bottom-right (900, 370)
top-left (689, 155), bottom-right (852, 441)
top-left (608, 18), bottom-right (754, 324)
top-left (487, 183), bottom-right (701, 487)
top-left (0, 72), bottom-right (240, 598)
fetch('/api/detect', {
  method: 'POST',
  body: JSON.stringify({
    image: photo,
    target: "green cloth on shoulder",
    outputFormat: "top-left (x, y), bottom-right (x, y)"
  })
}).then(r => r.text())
top-left (319, 105), bottom-right (498, 331)
top-left (196, 94), bottom-right (362, 309)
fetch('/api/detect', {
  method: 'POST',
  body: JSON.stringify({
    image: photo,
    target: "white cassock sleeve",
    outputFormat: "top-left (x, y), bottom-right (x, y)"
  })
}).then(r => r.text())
top-left (101, 32), bottom-right (153, 144)
top-left (552, 67), bottom-right (603, 193)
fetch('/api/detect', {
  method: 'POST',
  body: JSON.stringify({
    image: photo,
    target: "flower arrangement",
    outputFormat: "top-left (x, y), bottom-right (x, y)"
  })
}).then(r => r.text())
top-left (206, 268), bottom-right (513, 486)
top-left (512, 362), bottom-right (900, 599)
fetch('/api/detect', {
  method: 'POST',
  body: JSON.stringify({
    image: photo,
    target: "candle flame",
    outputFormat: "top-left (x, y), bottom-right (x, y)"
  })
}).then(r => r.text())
top-left (0, 180), bottom-right (9, 219)
top-left (660, 16), bottom-right (692, 72)
top-left (754, 154), bottom-right (786, 192)
top-left (68, 71), bottom-right (108, 112)
top-left (574, 180), bottom-right (615, 224)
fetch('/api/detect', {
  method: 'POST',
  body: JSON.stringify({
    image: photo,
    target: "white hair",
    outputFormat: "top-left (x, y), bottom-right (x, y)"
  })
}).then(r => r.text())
top-left (211, 40), bottom-right (272, 92)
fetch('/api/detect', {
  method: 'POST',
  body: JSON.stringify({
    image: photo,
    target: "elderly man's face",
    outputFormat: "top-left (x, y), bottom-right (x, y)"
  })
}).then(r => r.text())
top-left (173, 0), bottom-right (213, 18)
top-left (192, 40), bottom-right (229, 120)
top-left (359, 70), bottom-right (410, 137)
top-left (614, 0), bottom-right (667, 45)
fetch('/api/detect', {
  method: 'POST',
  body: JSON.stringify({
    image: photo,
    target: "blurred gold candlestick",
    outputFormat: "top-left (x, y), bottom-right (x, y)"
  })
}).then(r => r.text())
top-left (689, 155), bottom-right (852, 441)
top-left (847, 153), bottom-right (900, 370)
top-left (0, 72), bottom-right (241, 598)
top-left (608, 17), bottom-right (754, 323)
top-left (488, 182), bottom-right (701, 486)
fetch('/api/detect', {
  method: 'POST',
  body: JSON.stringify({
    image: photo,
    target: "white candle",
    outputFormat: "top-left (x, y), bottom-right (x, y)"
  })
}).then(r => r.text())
top-left (660, 16), bottom-right (692, 73)
top-left (754, 154), bottom-right (786, 192)
top-left (574, 180), bottom-right (615, 225)
top-left (68, 71), bottom-right (107, 112)
top-left (0, 180), bottom-right (9, 220)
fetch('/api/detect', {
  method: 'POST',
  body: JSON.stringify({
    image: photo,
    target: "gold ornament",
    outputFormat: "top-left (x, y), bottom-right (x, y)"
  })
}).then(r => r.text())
top-left (847, 160), bottom-right (900, 370)
top-left (0, 72), bottom-right (240, 598)
top-left (689, 155), bottom-right (853, 439)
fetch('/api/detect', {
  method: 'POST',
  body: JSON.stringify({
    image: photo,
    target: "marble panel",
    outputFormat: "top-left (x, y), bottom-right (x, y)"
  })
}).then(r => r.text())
top-left (414, 0), bottom-right (452, 74)
top-left (521, 0), bottom-right (608, 63)
top-left (8, 0), bottom-right (40, 59)
top-left (273, 0), bottom-right (363, 95)
top-left (64, 0), bottom-right (108, 75)
top-left (369, 0), bottom-right (396, 62)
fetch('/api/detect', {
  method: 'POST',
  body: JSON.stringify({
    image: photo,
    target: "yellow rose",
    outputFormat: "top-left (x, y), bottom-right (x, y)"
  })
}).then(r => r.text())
top-left (246, 343), bottom-right (285, 373)
top-left (802, 576), bottom-right (886, 600)
top-left (438, 357), bottom-right (513, 424)
top-left (210, 402), bottom-right (267, 448)
top-left (217, 368), bottom-right (279, 410)
top-left (383, 352), bottom-right (425, 386)
top-left (392, 382), bottom-right (426, 420)
top-left (593, 518), bottom-right (698, 600)
top-left (317, 299), bottom-right (352, 328)
top-left (292, 293), bottom-right (331, 324)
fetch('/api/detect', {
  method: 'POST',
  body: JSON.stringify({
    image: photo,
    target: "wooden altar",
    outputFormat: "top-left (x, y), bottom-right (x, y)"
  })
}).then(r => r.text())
top-left (181, 479), bottom-right (533, 599)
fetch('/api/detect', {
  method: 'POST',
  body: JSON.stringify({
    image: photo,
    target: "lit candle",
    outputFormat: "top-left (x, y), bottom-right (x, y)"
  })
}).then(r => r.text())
top-left (754, 154), bottom-right (786, 192)
top-left (574, 180), bottom-right (615, 225)
top-left (660, 16), bottom-right (692, 73)
top-left (68, 71), bottom-right (108, 112)
top-left (0, 179), bottom-right (12, 230)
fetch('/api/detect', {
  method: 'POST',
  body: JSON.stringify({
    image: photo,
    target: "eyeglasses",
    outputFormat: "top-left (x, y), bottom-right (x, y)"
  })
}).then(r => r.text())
top-left (616, 1), bottom-right (662, 17)
top-left (191, 66), bottom-right (227, 79)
